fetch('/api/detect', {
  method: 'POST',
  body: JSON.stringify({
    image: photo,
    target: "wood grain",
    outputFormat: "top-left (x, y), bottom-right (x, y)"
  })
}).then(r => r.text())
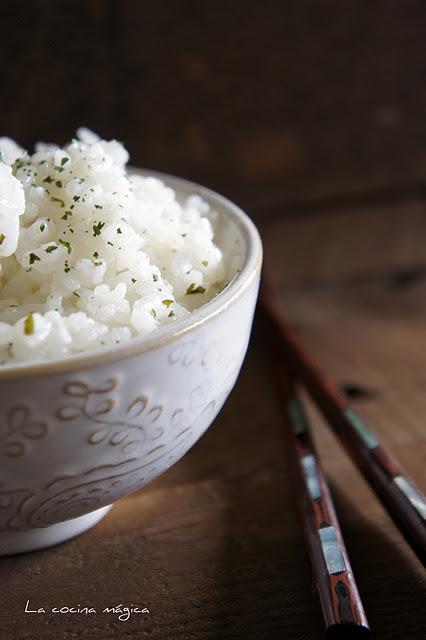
top-left (2, 1), bottom-right (426, 210)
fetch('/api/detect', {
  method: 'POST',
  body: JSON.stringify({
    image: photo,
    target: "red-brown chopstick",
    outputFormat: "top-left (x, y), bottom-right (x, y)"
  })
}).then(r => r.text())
top-left (260, 270), bottom-right (426, 565)
top-left (278, 367), bottom-right (371, 638)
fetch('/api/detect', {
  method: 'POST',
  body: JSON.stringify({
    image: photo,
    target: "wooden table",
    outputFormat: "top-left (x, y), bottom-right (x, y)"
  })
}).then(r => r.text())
top-left (1, 200), bottom-right (425, 639)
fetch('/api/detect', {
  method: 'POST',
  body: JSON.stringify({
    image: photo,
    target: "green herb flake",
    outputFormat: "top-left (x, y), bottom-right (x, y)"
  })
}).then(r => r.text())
top-left (152, 274), bottom-right (159, 282)
top-left (93, 260), bottom-right (102, 267)
top-left (92, 221), bottom-right (105, 237)
top-left (73, 291), bottom-right (80, 298)
top-left (186, 283), bottom-right (206, 295)
top-left (58, 239), bottom-right (72, 254)
top-left (45, 245), bottom-right (58, 253)
top-left (43, 175), bottom-right (54, 184)
top-left (60, 157), bottom-right (69, 166)
top-left (55, 180), bottom-right (63, 188)
top-left (61, 210), bottom-right (72, 220)
top-left (64, 260), bottom-right (71, 273)
top-left (168, 310), bottom-right (175, 317)
top-left (29, 252), bottom-right (40, 265)
top-left (202, 260), bottom-right (208, 267)
top-left (116, 227), bottom-right (122, 234)
top-left (72, 195), bottom-right (80, 202)
top-left (0, 233), bottom-right (5, 245)
top-left (39, 222), bottom-right (46, 232)
top-left (24, 312), bottom-right (35, 335)
top-left (162, 299), bottom-right (174, 308)
top-left (131, 278), bottom-right (137, 284)
top-left (51, 196), bottom-right (65, 207)
top-left (150, 308), bottom-right (157, 318)
top-left (94, 204), bottom-right (103, 209)
top-left (93, 251), bottom-right (99, 258)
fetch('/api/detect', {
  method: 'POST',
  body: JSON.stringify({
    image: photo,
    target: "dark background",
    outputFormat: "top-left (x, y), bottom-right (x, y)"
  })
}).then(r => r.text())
top-left (3, 1), bottom-right (426, 217)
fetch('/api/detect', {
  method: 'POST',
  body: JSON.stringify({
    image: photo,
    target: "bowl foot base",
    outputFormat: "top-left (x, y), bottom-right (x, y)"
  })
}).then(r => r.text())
top-left (0, 505), bottom-right (113, 555)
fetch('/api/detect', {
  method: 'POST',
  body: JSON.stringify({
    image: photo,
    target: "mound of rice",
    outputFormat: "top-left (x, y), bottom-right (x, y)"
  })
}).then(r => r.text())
top-left (0, 128), bottom-right (226, 365)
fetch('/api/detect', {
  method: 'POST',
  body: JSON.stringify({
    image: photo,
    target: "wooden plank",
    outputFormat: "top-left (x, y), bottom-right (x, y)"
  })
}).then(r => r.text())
top-left (260, 200), bottom-right (426, 288)
top-left (3, 2), bottom-right (426, 206)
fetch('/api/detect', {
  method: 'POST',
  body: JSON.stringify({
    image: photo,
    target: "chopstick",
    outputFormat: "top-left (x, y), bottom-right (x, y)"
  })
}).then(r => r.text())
top-left (277, 366), bottom-right (371, 638)
top-left (260, 269), bottom-right (426, 565)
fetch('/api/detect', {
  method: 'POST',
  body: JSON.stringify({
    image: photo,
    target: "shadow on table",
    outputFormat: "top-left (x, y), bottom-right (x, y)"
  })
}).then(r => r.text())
top-left (177, 330), bottom-right (426, 639)
top-left (171, 339), bottom-right (325, 639)
top-left (203, 458), bottom-right (426, 640)
top-left (0, 553), bottom-right (38, 589)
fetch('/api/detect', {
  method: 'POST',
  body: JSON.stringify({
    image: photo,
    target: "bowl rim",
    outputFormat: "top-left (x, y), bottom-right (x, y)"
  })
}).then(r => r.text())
top-left (0, 169), bottom-right (263, 381)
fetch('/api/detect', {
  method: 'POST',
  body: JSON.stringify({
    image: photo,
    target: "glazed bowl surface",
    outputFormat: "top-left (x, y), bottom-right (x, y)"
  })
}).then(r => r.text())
top-left (0, 170), bottom-right (262, 554)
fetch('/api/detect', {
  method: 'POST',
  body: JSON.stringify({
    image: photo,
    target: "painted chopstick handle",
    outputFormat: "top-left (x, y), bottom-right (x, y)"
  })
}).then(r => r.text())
top-left (260, 272), bottom-right (426, 564)
top-left (280, 370), bottom-right (371, 637)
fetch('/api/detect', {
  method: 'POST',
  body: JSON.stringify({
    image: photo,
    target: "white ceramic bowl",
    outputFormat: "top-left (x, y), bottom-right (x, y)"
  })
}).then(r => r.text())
top-left (0, 171), bottom-right (262, 555)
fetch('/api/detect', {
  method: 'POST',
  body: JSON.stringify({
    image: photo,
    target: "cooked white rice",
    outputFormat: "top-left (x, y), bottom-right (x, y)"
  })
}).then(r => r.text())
top-left (0, 128), bottom-right (226, 365)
